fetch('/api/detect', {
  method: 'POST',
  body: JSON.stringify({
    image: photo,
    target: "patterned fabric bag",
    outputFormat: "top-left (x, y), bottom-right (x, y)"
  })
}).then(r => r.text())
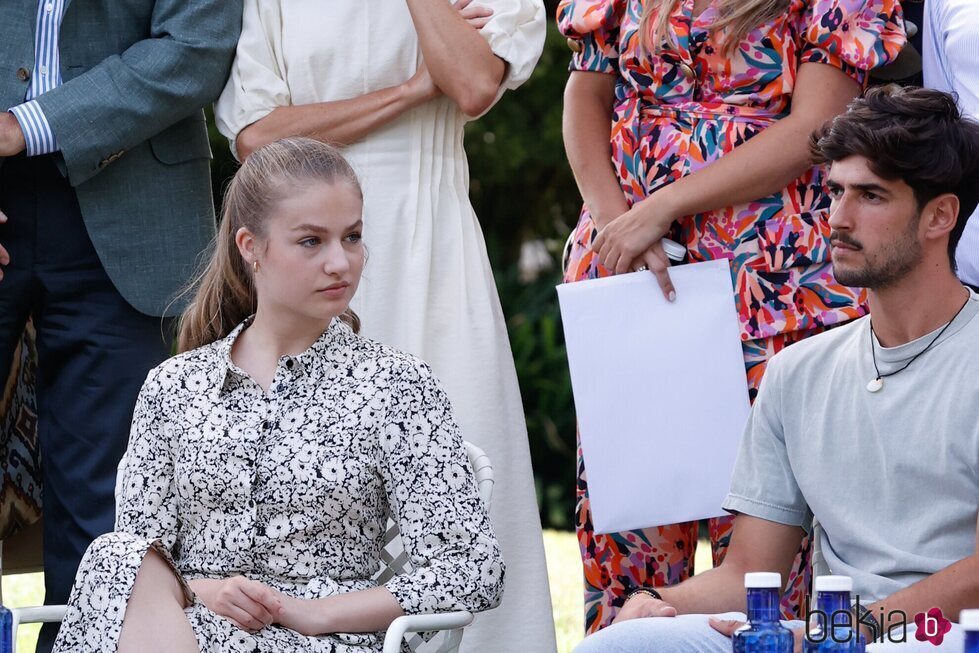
top-left (0, 323), bottom-right (43, 540)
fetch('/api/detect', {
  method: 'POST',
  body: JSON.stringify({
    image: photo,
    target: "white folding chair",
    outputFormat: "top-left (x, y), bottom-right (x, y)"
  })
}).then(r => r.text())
top-left (5, 441), bottom-right (495, 653)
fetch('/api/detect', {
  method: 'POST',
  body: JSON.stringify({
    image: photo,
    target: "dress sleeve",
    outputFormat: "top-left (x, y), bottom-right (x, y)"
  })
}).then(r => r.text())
top-left (556, 0), bottom-right (625, 74)
top-left (795, 0), bottom-right (907, 86)
top-left (213, 0), bottom-right (291, 160)
top-left (114, 366), bottom-right (180, 552)
top-left (478, 0), bottom-right (546, 102)
top-left (380, 361), bottom-right (505, 615)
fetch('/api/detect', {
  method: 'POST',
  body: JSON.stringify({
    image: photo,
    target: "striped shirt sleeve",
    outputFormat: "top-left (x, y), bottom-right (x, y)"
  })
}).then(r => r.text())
top-left (9, 101), bottom-right (60, 156)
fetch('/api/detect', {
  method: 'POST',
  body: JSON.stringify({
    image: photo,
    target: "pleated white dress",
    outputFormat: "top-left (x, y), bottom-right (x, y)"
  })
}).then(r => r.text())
top-left (214, 2), bottom-right (557, 652)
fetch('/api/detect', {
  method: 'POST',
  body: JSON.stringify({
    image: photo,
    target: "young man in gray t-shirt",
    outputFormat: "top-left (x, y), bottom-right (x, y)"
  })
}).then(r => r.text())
top-left (573, 87), bottom-right (979, 652)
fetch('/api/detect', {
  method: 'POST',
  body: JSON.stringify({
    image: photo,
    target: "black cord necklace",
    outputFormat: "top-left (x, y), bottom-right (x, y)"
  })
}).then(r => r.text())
top-left (866, 289), bottom-right (971, 393)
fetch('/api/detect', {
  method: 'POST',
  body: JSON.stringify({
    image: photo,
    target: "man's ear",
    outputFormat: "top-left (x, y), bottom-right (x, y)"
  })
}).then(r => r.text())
top-left (923, 193), bottom-right (960, 241)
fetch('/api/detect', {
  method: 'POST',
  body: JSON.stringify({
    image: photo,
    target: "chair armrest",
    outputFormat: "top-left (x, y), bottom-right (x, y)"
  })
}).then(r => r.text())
top-left (382, 611), bottom-right (474, 653)
top-left (12, 605), bottom-right (67, 625)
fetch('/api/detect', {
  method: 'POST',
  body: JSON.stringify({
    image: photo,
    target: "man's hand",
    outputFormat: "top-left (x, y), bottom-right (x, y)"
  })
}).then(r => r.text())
top-left (0, 210), bottom-right (9, 283)
top-left (188, 576), bottom-right (282, 633)
top-left (612, 592), bottom-right (679, 624)
top-left (0, 113), bottom-right (26, 157)
top-left (709, 616), bottom-right (806, 653)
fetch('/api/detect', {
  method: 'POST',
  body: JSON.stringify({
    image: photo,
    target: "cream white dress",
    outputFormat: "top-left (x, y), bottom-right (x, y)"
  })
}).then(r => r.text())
top-left (214, 3), bottom-right (556, 652)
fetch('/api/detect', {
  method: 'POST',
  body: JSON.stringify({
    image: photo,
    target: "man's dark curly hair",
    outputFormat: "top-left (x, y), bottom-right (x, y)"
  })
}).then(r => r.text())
top-left (809, 85), bottom-right (979, 269)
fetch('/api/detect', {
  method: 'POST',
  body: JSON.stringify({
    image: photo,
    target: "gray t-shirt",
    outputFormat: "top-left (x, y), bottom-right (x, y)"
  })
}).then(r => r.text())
top-left (723, 289), bottom-right (979, 603)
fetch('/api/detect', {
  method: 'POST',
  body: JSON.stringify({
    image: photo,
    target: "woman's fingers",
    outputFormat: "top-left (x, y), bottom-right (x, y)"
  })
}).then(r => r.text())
top-left (240, 580), bottom-right (282, 616)
top-left (643, 243), bottom-right (676, 301)
top-left (225, 603), bottom-right (266, 633)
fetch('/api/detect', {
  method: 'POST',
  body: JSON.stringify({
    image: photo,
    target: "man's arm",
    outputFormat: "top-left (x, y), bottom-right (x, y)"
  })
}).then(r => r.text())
top-left (32, 0), bottom-right (243, 185)
top-left (615, 515), bottom-right (806, 621)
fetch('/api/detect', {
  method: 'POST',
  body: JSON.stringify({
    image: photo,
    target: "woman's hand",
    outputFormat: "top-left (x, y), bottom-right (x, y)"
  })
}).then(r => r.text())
top-left (454, 0), bottom-right (493, 29)
top-left (633, 240), bottom-right (677, 301)
top-left (710, 617), bottom-right (806, 653)
top-left (593, 195), bottom-right (674, 276)
top-left (268, 590), bottom-right (331, 637)
top-left (403, 60), bottom-right (442, 104)
top-left (613, 593), bottom-right (679, 624)
top-left (188, 576), bottom-right (282, 633)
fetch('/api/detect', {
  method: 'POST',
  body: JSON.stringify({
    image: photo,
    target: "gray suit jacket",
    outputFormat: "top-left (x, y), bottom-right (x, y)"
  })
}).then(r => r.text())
top-left (1, 0), bottom-right (243, 316)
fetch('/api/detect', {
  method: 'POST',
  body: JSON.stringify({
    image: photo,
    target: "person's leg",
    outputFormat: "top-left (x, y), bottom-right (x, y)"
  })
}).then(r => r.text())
top-left (29, 156), bottom-right (173, 652)
top-left (574, 613), bottom-right (748, 653)
top-left (118, 549), bottom-right (199, 653)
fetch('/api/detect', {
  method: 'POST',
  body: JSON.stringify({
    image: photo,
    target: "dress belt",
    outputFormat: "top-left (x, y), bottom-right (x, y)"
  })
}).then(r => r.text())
top-left (633, 99), bottom-right (786, 125)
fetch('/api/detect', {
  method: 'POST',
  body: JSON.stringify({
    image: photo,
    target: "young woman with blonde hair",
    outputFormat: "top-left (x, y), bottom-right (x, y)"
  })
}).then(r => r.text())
top-left (51, 137), bottom-right (504, 653)
top-left (558, 0), bottom-right (905, 634)
top-left (213, 4), bottom-right (556, 646)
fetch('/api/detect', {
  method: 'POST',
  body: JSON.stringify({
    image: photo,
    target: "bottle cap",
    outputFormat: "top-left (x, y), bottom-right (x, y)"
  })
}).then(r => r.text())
top-left (814, 576), bottom-right (853, 593)
top-left (744, 572), bottom-right (782, 589)
top-left (961, 610), bottom-right (979, 631)
top-left (661, 238), bottom-right (687, 262)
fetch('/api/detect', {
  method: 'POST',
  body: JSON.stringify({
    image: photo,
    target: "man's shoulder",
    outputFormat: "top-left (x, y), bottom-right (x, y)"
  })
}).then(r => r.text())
top-left (768, 316), bottom-right (869, 378)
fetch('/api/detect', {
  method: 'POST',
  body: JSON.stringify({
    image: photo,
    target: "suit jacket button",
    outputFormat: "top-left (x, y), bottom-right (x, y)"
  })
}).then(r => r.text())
top-left (16, 68), bottom-right (30, 82)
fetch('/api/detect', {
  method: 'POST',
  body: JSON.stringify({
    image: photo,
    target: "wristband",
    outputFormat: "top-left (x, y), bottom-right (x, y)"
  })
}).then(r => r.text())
top-left (852, 603), bottom-right (882, 643)
top-left (625, 587), bottom-right (663, 604)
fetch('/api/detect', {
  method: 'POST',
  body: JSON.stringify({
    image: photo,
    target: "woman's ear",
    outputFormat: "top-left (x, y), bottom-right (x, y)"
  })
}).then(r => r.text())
top-left (235, 227), bottom-right (258, 265)
top-left (924, 193), bottom-right (961, 241)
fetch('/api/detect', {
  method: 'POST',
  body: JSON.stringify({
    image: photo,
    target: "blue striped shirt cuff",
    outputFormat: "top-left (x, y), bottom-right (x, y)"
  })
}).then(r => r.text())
top-left (9, 101), bottom-right (59, 156)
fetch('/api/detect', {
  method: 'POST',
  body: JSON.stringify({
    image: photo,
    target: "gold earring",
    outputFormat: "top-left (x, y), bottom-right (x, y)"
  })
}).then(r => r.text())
top-left (252, 260), bottom-right (259, 273)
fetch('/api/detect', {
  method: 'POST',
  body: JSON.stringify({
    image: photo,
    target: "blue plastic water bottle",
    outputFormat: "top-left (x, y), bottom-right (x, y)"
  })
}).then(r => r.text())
top-left (732, 572), bottom-right (793, 653)
top-left (804, 576), bottom-right (865, 653)
top-left (962, 609), bottom-right (979, 653)
top-left (0, 602), bottom-right (11, 653)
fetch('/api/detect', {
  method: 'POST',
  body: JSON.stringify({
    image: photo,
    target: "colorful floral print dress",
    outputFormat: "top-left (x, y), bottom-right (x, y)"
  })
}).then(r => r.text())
top-left (557, 0), bottom-right (905, 633)
top-left (51, 319), bottom-right (504, 652)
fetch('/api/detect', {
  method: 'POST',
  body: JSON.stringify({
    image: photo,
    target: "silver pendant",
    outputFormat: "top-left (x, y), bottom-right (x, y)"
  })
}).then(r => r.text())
top-left (866, 378), bottom-right (884, 393)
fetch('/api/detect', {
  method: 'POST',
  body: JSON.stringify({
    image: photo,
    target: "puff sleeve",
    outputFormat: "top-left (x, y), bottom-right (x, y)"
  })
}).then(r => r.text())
top-left (213, 0), bottom-right (291, 160)
top-left (557, 0), bottom-right (626, 74)
top-left (478, 0), bottom-right (547, 103)
top-left (794, 0), bottom-right (907, 86)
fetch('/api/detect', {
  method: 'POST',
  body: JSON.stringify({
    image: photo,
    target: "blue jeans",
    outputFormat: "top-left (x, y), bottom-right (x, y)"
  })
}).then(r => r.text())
top-left (573, 612), bottom-right (965, 652)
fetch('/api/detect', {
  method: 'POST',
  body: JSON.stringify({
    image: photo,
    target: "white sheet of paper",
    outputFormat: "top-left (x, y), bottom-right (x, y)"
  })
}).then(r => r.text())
top-left (556, 259), bottom-right (750, 534)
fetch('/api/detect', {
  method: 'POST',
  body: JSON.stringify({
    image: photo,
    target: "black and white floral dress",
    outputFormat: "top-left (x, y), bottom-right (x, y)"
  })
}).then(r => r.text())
top-left (52, 319), bottom-right (505, 652)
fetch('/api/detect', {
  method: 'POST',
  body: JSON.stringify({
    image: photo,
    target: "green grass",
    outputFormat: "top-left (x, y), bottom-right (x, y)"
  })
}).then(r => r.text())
top-left (3, 571), bottom-right (44, 653)
top-left (3, 532), bottom-right (711, 653)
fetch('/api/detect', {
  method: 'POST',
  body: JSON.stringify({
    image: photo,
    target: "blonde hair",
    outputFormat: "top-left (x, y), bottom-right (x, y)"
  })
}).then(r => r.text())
top-left (176, 137), bottom-right (362, 353)
top-left (640, 0), bottom-right (791, 55)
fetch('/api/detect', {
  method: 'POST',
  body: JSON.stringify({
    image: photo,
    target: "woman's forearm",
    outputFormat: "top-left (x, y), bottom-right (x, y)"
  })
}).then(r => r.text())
top-left (563, 71), bottom-right (629, 229)
top-left (235, 81), bottom-right (433, 159)
top-left (406, 0), bottom-right (505, 116)
top-left (648, 62), bottom-right (861, 224)
top-left (310, 586), bottom-right (405, 635)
